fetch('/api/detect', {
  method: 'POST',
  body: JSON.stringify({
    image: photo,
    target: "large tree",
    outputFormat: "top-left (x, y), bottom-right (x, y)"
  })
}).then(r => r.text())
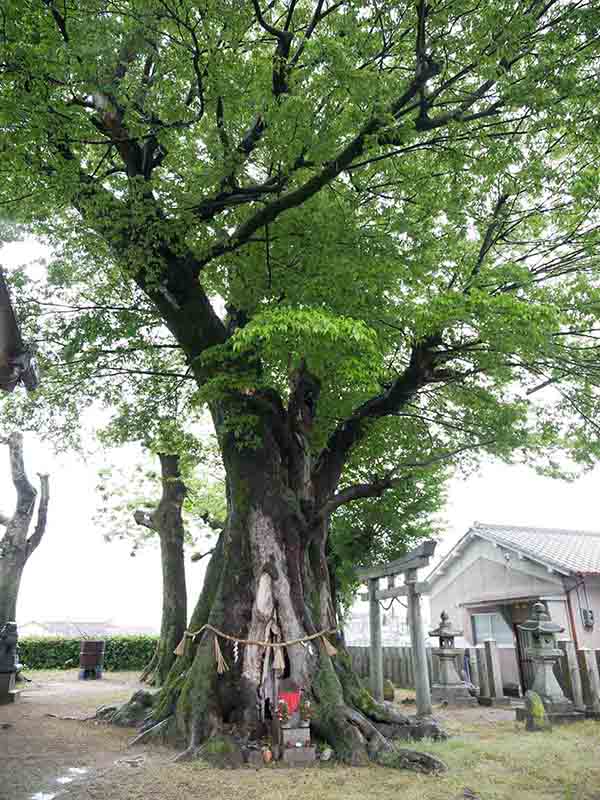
top-left (3, 0), bottom-right (600, 765)
top-left (0, 433), bottom-right (49, 627)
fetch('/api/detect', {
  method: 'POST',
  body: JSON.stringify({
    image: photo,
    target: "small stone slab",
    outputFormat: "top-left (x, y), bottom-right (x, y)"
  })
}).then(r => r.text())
top-left (477, 696), bottom-right (512, 707)
top-left (243, 750), bottom-right (264, 768)
top-left (432, 685), bottom-right (478, 706)
top-left (0, 689), bottom-right (19, 705)
top-left (516, 707), bottom-right (585, 725)
top-left (281, 727), bottom-right (311, 748)
top-left (282, 746), bottom-right (316, 766)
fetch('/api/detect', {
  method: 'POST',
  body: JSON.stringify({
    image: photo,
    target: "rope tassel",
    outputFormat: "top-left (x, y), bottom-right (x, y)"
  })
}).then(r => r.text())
top-left (173, 636), bottom-right (186, 657)
top-left (321, 635), bottom-right (338, 657)
top-left (273, 644), bottom-right (286, 672)
top-left (214, 633), bottom-right (229, 674)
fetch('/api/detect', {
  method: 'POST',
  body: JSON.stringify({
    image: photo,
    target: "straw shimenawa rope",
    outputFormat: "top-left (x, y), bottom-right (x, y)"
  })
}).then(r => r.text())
top-left (173, 623), bottom-right (338, 673)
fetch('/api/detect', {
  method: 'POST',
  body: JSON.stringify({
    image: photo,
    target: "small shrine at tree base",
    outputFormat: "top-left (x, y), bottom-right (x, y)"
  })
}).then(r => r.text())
top-left (275, 679), bottom-right (316, 766)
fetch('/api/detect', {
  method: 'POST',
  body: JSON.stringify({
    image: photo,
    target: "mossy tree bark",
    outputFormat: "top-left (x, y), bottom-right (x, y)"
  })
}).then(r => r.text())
top-left (146, 367), bottom-right (441, 767)
top-left (0, 433), bottom-right (49, 627)
top-left (135, 454), bottom-right (187, 687)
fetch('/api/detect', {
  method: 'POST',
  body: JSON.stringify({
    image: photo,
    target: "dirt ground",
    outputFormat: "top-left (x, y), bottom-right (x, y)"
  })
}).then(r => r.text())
top-left (2, 673), bottom-right (600, 800)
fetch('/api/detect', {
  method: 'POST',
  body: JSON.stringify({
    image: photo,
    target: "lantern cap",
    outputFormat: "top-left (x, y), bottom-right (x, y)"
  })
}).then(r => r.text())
top-left (429, 610), bottom-right (463, 639)
top-left (517, 601), bottom-right (564, 636)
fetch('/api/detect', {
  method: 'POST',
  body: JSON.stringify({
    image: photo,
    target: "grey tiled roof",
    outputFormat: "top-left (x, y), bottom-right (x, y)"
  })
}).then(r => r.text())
top-left (470, 522), bottom-right (600, 576)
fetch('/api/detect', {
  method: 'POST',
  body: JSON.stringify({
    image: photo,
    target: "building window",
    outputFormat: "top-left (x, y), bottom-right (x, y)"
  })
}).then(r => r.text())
top-left (471, 612), bottom-right (514, 645)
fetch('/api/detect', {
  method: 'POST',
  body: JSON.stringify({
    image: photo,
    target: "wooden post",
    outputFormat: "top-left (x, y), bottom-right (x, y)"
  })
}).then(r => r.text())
top-left (558, 640), bottom-right (585, 710)
top-left (476, 646), bottom-right (490, 699)
top-left (484, 639), bottom-right (505, 700)
top-left (368, 577), bottom-right (383, 702)
top-left (580, 648), bottom-right (600, 714)
top-left (406, 568), bottom-right (432, 717)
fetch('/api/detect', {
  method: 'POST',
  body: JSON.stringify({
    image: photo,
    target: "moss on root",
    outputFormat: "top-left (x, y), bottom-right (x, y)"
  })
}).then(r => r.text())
top-left (312, 657), bottom-right (369, 765)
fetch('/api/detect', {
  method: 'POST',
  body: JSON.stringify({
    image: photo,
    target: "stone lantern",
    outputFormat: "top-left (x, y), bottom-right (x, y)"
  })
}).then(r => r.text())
top-left (0, 622), bottom-right (20, 705)
top-left (517, 602), bottom-right (583, 722)
top-left (429, 611), bottom-right (476, 706)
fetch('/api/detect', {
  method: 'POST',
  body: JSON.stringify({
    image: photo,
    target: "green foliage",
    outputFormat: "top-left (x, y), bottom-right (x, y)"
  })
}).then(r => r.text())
top-left (3, 0), bottom-right (600, 593)
top-left (18, 635), bottom-right (158, 671)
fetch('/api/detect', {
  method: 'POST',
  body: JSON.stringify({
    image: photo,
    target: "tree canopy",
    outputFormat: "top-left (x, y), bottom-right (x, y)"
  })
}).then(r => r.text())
top-left (4, 0), bottom-right (600, 765)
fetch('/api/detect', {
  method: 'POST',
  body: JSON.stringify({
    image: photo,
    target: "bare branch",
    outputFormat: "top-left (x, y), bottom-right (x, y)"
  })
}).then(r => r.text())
top-left (26, 474), bottom-right (50, 557)
top-left (320, 439), bottom-right (497, 517)
top-left (42, 0), bottom-right (69, 43)
top-left (7, 433), bottom-right (37, 515)
top-left (134, 509), bottom-right (157, 531)
top-left (191, 547), bottom-right (215, 562)
top-left (199, 511), bottom-right (225, 531)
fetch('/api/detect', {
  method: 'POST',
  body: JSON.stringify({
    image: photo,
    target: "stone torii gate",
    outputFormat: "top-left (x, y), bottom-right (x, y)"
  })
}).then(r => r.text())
top-left (357, 539), bottom-right (436, 717)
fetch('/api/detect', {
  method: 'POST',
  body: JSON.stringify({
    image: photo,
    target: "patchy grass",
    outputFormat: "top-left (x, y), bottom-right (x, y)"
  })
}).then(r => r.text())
top-left (3, 672), bottom-right (600, 800)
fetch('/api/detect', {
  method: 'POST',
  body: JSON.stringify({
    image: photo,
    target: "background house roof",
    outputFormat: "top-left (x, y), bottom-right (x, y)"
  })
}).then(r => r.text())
top-left (467, 522), bottom-right (600, 576)
top-left (18, 620), bottom-right (158, 638)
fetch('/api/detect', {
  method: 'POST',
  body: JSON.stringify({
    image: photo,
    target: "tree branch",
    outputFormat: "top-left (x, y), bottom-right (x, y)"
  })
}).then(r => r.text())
top-left (134, 509), bottom-right (157, 531)
top-left (42, 0), bottom-right (69, 43)
top-left (26, 474), bottom-right (50, 557)
top-left (320, 439), bottom-right (497, 517)
top-left (312, 340), bottom-right (440, 503)
top-left (7, 433), bottom-right (37, 515)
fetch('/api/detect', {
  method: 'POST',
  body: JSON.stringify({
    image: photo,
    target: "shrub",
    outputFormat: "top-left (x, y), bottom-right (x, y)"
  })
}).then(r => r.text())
top-left (18, 635), bottom-right (159, 671)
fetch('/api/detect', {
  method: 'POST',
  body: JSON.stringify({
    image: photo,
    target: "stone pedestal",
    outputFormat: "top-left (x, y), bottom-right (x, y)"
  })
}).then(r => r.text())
top-left (431, 647), bottom-right (477, 706)
top-left (0, 671), bottom-right (19, 704)
top-left (0, 622), bottom-right (20, 705)
top-left (282, 746), bottom-right (317, 766)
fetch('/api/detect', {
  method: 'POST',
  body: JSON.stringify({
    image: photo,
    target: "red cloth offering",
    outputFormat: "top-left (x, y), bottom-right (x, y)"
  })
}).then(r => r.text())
top-left (278, 689), bottom-right (301, 714)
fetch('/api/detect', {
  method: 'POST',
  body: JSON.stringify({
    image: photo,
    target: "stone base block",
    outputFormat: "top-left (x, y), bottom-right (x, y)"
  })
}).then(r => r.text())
top-left (516, 707), bottom-right (585, 725)
top-left (585, 710), bottom-right (600, 720)
top-left (79, 668), bottom-right (102, 680)
top-left (243, 750), bottom-right (265, 768)
top-left (0, 673), bottom-right (18, 704)
top-left (282, 746), bottom-right (316, 766)
top-left (432, 684), bottom-right (478, 706)
top-left (281, 727), bottom-right (311, 748)
top-left (478, 696), bottom-right (512, 707)
top-left (0, 689), bottom-right (19, 705)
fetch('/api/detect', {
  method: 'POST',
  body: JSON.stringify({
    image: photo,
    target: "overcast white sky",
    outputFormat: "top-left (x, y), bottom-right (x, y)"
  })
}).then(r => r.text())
top-left (3, 439), bottom-right (600, 628)
top-left (2, 239), bottom-right (600, 630)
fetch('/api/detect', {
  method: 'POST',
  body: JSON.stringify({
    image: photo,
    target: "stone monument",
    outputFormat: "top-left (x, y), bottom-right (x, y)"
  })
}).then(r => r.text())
top-left (429, 611), bottom-right (477, 706)
top-left (0, 622), bottom-right (20, 704)
top-left (516, 603), bottom-right (584, 725)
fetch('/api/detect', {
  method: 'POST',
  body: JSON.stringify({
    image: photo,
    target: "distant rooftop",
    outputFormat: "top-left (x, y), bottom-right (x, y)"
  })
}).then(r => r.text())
top-left (468, 521), bottom-right (600, 576)
top-left (18, 620), bottom-right (158, 638)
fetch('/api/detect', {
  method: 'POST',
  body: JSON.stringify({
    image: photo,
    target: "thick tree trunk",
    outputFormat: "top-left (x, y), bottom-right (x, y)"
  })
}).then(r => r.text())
top-left (0, 555), bottom-right (25, 627)
top-left (0, 433), bottom-right (49, 628)
top-left (138, 454), bottom-right (187, 686)
top-left (144, 394), bottom-right (445, 770)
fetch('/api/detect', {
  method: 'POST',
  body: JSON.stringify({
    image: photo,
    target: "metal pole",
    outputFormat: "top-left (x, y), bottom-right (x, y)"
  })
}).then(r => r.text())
top-left (406, 568), bottom-right (432, 717)
top-left (368, 577), bottom-right (383, 702)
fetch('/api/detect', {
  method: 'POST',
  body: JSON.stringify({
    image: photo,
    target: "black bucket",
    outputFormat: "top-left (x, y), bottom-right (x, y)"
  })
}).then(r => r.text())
top-left (79, 640), bottom-right (105, 680)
